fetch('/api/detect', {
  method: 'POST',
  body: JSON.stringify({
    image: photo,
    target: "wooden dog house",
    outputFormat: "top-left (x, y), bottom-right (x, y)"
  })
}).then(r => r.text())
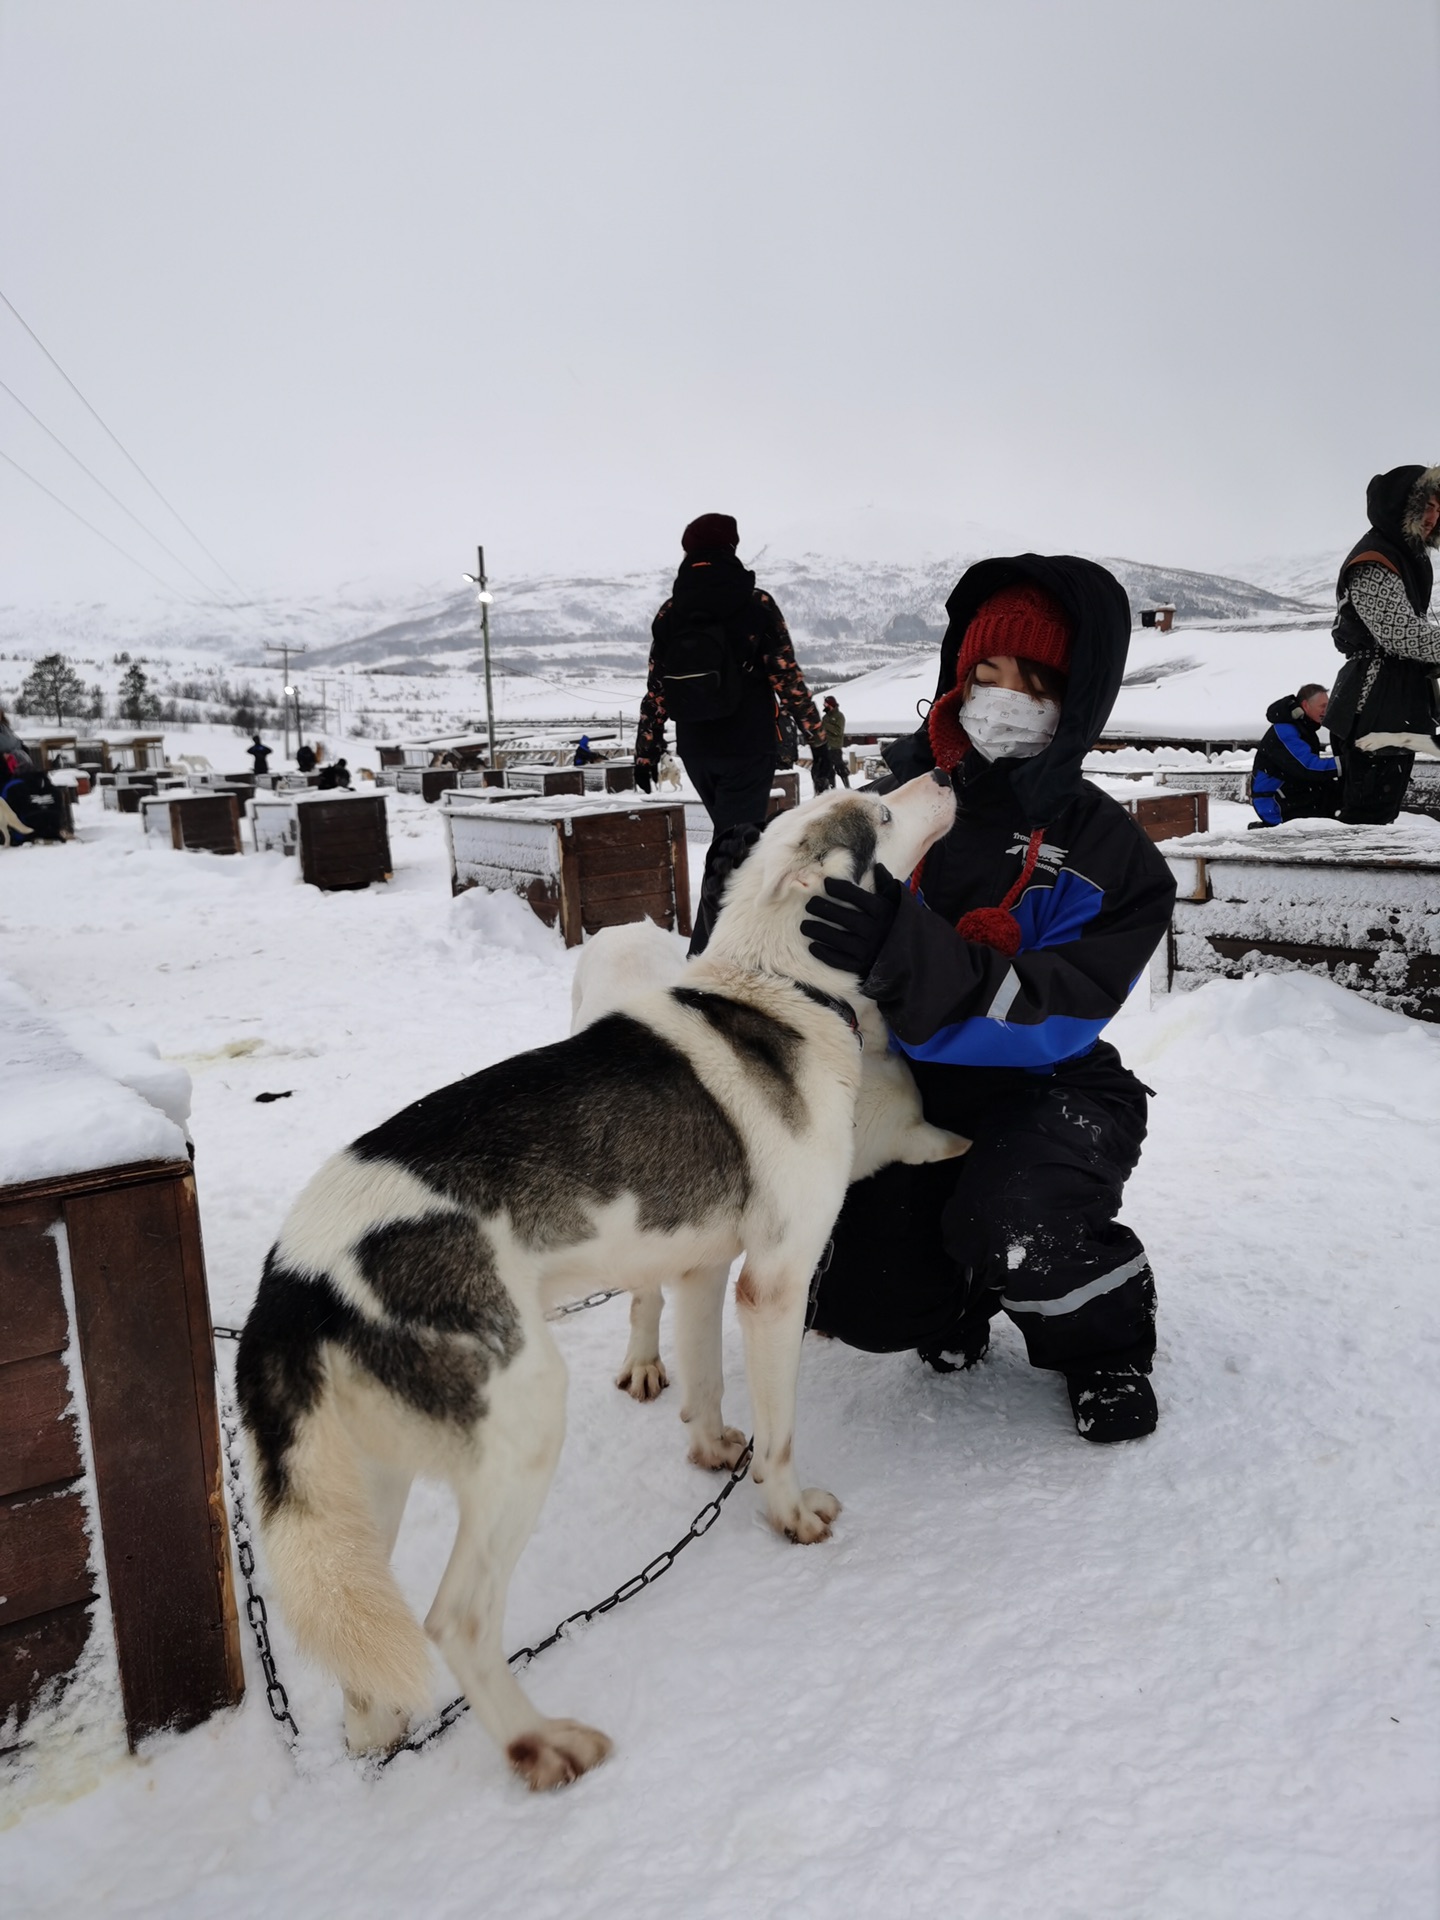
top-left (444, 794), bottom-right (692, 947)
top-left (250, 790), bottom-right (393, 889)
top-left (141, 792), bottom-right (244, 856)
top-left (1160, 821), bottom-right (1440, 1022)
top-left (0, 982), bottom-right (242, 1767)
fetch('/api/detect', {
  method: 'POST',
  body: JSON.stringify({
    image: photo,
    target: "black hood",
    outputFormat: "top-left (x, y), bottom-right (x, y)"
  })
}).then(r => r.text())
top-left (1265, 693), bottom-right (1308, 726)
top-left (1338, 465), bottom-right (1435, 615)
top-left (884, 554), bottom-right (1133, 827)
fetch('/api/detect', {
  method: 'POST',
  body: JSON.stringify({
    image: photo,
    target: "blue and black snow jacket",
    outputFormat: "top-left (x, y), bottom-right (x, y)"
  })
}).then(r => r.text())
top-left (1250, 693), bottom-right (1338, 826)
top-left (869, 554), bottom-right (1176, 1077)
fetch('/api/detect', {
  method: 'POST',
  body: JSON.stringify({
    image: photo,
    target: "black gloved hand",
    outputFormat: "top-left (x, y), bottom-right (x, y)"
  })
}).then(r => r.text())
top-left (800, 864), bottom-right (902, 979)
top-left (633, 759), bottom-right (655, 794)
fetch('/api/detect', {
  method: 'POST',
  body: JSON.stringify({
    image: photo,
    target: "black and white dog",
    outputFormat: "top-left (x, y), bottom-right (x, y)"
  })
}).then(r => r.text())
top-left (237, 776), bottom-right (958, 1790)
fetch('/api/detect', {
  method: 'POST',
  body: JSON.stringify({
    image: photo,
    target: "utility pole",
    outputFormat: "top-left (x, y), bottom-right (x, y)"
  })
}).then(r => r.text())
top-left (263, 642), bottom-right (307, 760)
top-left (462, 545), bottom-right (497, 766)
top-left (316, 677), bottom-right (331, 737)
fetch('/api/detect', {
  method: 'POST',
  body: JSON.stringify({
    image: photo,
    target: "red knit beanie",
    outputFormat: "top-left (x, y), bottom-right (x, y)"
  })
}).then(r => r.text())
top-left (927, 581), bottom-right (1073, 774)
top-left (682, 512), bottom-right (740, 553)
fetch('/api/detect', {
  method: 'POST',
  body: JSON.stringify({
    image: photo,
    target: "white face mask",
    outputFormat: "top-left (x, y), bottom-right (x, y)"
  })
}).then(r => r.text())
top-left (960, 685), bottom-right (1062, 761)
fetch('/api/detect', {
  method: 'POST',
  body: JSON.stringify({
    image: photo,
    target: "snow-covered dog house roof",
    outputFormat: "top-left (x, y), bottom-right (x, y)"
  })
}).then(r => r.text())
top-left (1160, 817), bottom-right (1440, 1023)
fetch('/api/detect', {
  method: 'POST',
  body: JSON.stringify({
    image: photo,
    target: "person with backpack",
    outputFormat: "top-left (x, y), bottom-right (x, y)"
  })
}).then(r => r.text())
top-left (1249, 685), bottom-right (1339, 826)
top-left (1328, 464), bottom-right (1440, 824)
top-left (295, 741), bottom-right (318, 774)
top-left (634, 513), bottom-right (825, 832)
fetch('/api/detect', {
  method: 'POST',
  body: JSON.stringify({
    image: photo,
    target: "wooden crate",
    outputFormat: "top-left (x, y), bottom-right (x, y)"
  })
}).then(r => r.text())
top-left (249, 791), bottom-right (393, 888)
top-left (141, 792), bottom-right (243, 856)
top-left (1160, 824), bottom-right (1440, 1022)
top-left (765, 769), bottom-right (801, 819)
top-left (445, 795), bottom-right (692, 946)
top-left (457, 768), bottom-right (508, 789)
top-left (1119, 789), bottom-right (1209, 843)
top-left (0, 1160), bottom-right (243, 1750)
top-left (396, 767), bottom-right (458, 802)
top-left (581, 761), bottom-right (636, 794)
top-left (504, 765), bottom-right (586, 797)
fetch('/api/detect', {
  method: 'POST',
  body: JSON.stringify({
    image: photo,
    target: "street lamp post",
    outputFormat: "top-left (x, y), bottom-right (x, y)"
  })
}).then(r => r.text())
top-left (462, 545), bottom-right (497, 768)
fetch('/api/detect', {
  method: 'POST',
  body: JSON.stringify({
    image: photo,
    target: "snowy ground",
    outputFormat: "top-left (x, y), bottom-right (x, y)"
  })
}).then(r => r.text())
top-left (3, 785), bottom-right (1439, 1918)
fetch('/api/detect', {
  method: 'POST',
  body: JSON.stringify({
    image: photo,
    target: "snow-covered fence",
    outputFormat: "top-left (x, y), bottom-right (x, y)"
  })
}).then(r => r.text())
top-left (1160, 821), bottom-right (1440, 1023)
top-left (0, 979), bottom-right (243, 1767)
top-left (1156, 766), bottom-right (1251, 804)
top-left (443, 793), bottom-right (692, 947)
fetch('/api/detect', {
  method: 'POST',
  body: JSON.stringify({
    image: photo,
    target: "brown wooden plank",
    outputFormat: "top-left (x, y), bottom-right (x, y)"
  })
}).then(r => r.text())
top-left (668, 810), bottom-right (692, 938)
top-left (0, 1160), bottom-right (192, 1210)
top-left (0, 1353), bottom-right (83, 1497)
top-left (579, 862), bottom-right (672, 906)
top-left (0, 1219), bottom-right (68, 1365)
top-left (581, 892), bottom-right (676, 933)
top-left (572, 841), bottom-right (672, 880)
top-left (573, 814), bottom-right (671, 852)
top-left (0, 1489), bottom-right (94, 1626)
top-left (66, 1175), bottom-right (243, 1743)
top-left (0, 1599), bottom-right (96, 1730)
top-left (557, 829), bottom-right (584, 948)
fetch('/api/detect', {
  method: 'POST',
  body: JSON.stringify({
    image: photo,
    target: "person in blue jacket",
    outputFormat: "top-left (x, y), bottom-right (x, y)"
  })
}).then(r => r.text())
top-left (801, 558), bottom-right (1175, 1442)
top-left (1249, 685), bottom-right (1338, 826)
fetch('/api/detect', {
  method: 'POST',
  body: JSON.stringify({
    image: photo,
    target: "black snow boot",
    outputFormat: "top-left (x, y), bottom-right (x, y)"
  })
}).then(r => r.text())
top-left (1066, 1366), bottom-right (1157, 1443)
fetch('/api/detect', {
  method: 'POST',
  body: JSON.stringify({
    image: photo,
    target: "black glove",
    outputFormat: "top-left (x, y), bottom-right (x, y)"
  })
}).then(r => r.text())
top-left (800, 865), bottom-right (901, 979)
top-left (633, 759), bottom-right (655, 794)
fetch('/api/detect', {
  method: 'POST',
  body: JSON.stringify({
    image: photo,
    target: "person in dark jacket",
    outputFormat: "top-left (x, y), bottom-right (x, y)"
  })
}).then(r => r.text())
top-left (821, 695), bottom-right (851, 788)
top-left (1328, 464), bottom-right (1440, 824)
top-left (248, 733), bottom-right (272, 775)
top-left (572, 734), bottom-right (601, 767)
top-left (1249, 685), bottom-right (1338, 826)
top-left (801, 558), bottom-right (1176, 1443)
top-left (295, 741), bottom-right (317, 774)
top-left (636, 512), bottom-right (826, 953)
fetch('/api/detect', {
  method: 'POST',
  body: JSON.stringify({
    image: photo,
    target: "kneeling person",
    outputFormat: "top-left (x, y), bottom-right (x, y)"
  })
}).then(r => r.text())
top-left (803, 560), bottom-right (1176, 1443)
top-left (1250, 685), bottom-right (1338, 826)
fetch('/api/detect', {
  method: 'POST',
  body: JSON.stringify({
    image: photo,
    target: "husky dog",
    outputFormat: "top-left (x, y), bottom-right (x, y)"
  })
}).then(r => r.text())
top-left (237, 777), bottom-right (957, 1790)
top-left (571, 905), bottom-right (969, 1403)
top-left (656, 752), bottom-right (683, 790)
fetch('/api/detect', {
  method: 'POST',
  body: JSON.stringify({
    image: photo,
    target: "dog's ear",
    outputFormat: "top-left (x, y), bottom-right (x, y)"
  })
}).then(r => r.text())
top-left (765, 800), bottom-right (878, 898)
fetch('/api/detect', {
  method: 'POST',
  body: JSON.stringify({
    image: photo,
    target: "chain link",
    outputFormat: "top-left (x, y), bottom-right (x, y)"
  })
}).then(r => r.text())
top-left (211, 1285), bottom-right (748, 1771)
top-left (216, 1385), bottom-right (301, 1746)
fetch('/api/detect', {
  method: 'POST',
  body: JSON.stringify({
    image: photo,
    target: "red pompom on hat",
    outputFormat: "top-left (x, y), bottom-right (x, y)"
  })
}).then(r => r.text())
top-left (927, 581), bottom-right (1073, 773)
top-left (682, 513), bottom-right (740, 553)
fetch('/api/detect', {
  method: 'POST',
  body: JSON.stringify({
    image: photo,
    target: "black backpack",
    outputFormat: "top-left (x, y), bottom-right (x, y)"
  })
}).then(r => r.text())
top-left (653, 603), bottom-right (758, 723)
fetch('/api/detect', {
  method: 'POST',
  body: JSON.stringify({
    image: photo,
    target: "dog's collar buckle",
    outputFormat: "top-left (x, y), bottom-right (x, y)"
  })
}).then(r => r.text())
top-left (792, 980), bottom-right (863, 1048)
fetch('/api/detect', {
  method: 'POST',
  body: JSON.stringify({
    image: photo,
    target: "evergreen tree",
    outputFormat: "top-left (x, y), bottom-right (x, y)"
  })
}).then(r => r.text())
top-left (18, 653), bottom-right (86, 726)
top-left (118, 663), bottom-right (161, 724)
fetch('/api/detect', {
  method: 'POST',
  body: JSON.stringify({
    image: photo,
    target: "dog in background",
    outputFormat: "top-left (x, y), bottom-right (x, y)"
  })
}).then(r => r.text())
top-left (237, 778), bottom-right (958, 1791)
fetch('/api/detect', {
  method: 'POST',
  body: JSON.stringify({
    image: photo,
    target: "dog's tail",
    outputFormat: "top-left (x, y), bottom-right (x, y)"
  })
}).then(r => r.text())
top-left (237, 1263), bottom-right (433, 1716)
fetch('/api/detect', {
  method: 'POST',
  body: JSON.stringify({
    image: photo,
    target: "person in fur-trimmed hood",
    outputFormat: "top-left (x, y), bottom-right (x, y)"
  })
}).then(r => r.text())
top-left (802, 556), bottom-right (1176, 1443)
top-left (1328, 464), bottom-right (1440, 824)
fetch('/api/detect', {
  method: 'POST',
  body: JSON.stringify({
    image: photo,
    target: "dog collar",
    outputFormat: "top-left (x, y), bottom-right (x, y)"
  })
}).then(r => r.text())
top-left (792, 980), bottom-right (863, 1048)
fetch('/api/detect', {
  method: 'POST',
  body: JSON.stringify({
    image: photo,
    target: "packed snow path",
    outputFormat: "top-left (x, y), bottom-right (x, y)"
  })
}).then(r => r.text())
top-left (3, 794), bottom-right (1437, 1919)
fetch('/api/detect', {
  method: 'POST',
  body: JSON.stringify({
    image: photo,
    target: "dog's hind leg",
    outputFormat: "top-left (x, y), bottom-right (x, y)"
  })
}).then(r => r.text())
top-left (426, 1334), bottom-right (612, 1791)
top-left (675, 1263), bottom-right (746, 1470)
top-left (615, 1290), bottom-right (667, 1401)
top-left (343, 1458), bottom-right (416, 1754)
top-left (735, 1253), bottom-right (841, 1545)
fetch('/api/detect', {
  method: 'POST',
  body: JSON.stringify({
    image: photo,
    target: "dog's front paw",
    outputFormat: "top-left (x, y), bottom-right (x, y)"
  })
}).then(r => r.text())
top-left (343, 1690), bottom-right (412, 1756)
top-left (615, 1357), bottom-right (668, 1401)
top-left (687, 1425), bottom-right (747, 1471)
top-left (769, 1487), bottom-right (842, 1545)
top-left (507, 1718), bottom-right (613, 1792)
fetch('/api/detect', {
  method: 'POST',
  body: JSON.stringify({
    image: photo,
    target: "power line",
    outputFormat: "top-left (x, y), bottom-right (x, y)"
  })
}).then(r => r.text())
top-left (0, 444), bottom-right (209, 604)
top-left (0, 283), bottom-right (250, 598)
top-left (0, 375), bottom-right (238, 608)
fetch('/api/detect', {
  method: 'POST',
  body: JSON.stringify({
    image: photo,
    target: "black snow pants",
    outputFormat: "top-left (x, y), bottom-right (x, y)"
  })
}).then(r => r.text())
top-left (1337, 745), bottom-right (1414, 825)
top-left (812, 1042), bottom-right (1157, 1375)
top-left (684, 748), bottom-right (776, 835)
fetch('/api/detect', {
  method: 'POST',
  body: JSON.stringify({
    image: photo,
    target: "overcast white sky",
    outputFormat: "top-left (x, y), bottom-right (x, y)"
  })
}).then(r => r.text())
top-left (2, 0), bottom-right (1438, 613)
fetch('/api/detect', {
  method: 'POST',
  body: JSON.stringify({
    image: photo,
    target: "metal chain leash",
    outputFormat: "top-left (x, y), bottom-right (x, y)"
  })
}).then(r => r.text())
top-left (209, 1287), bottom-right (751, 1768)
